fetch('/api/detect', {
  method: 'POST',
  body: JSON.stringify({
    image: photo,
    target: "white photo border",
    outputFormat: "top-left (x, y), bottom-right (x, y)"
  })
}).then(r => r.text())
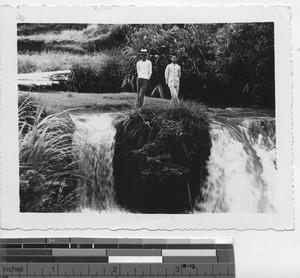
top-left (0, 4), bottom-right (294, 230)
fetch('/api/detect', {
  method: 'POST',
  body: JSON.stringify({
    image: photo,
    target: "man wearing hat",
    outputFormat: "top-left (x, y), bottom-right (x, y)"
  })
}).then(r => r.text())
top-left (136, 48), bottom-right (152, 108)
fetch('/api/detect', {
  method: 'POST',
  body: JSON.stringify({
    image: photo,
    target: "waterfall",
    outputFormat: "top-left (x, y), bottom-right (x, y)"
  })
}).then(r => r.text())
top-left (197, 115), bottom-right (278, 213)
top-left (69, 108), bottom-right (277, 214)
top-left (70, 113), bottom-right (119, 212)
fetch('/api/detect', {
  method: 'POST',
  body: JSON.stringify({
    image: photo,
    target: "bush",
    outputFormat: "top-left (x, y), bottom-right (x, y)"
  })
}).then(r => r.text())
top-left (69, 52), bottom-right (126, 93)
top-left (113, 102), bottom-right (212, 213)
top-left (19, 95), bottom-right (79, 212)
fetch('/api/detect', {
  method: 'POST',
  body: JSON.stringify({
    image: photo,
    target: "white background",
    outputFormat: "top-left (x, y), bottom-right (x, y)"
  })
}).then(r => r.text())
top-left (0, 0), bottom-right (299, 278)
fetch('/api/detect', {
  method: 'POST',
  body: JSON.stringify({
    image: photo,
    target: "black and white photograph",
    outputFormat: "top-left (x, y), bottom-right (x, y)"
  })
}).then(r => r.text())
top-left (1, 2), bottom-right (300, 278)
top-left (17, 22), bottom-right (278, 214)
top-left (0, 5), bottom-right (294, 230)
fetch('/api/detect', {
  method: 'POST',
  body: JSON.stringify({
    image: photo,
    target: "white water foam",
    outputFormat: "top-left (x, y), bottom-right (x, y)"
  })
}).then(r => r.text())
top-left (197, 119), bottom-right (278, 213)
top-left (70, 113), bottom-right (119, 212)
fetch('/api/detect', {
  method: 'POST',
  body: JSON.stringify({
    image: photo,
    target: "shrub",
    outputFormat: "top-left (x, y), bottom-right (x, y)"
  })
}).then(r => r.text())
top-left (69, 52), bottom-right (126, 93)
top-left (113, 101), bottom-right (212, 213)
top-left (19, 95), bottom-right (79, 212)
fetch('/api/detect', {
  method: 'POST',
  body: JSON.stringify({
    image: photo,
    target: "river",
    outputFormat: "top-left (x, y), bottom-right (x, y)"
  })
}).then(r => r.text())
top-left (70, 107), bottom-right (277, 214)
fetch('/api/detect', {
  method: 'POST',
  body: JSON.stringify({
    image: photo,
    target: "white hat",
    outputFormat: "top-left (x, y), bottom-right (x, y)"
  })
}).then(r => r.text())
top-left (140, 48), bottom-right (148, 55)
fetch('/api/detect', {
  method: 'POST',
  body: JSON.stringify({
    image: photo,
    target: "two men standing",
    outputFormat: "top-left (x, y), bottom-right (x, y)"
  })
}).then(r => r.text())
top-left (136, 49), bottom-right (181, 108)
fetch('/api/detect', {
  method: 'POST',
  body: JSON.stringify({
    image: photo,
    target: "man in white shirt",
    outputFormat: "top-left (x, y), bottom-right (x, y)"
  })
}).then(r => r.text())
top-left (136, 49), bottom-right (152, 108)
top-left (165, 55), bottom-right (181, 105)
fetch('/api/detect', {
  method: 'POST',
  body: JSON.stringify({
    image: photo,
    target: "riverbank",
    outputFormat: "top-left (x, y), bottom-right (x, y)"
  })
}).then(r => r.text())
top-left (18, 91), bottom-right (212, 213)
top-left (18, 91), bottom-right (174, 114)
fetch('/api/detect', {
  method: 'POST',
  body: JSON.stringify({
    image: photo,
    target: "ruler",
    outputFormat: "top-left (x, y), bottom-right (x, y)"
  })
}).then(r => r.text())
top-left (0, 238), bottom-right (235, 278)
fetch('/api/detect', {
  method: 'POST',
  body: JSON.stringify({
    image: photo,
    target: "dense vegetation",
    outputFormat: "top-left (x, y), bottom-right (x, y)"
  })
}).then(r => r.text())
top-left (113, 102), bottom-right (211, 213)
top-left (18, 23), bottom-right (274, 108)
top-left (18, 92), bottom-right (212, 213)
top-left (16, 23), bottom-right (276, 213)
top-left (19, 94), bottom-right (79, 212)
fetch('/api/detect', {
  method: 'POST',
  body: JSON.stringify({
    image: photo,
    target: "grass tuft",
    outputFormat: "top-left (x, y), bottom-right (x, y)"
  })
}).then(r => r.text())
top-left (113, 101), bottom-right (212, 213)
top-left (19, 95), bottom-right (79, 212)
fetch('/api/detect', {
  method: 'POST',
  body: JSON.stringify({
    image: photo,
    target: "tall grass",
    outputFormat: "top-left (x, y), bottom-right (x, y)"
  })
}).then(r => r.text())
top-left (69, 52), bottom-right (127, 93)
top-left (18, 24), bottom-right (129, 54)
top-left (19, 95), bottom-right (79, 212)
top-left (18, 52), bottom-right (107, 73)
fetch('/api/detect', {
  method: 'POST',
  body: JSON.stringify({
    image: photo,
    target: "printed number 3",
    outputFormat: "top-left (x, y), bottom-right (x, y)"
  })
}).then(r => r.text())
top-left (176, 266), bottom-right (180, 273)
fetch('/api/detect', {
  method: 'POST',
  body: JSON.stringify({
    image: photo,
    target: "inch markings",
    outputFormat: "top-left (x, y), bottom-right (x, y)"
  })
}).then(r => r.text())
top-left (0, 238), bottom-right (235, 278)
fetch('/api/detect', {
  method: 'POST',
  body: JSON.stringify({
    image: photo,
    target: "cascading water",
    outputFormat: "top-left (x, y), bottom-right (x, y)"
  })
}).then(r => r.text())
top-left (70, 112), bottom-right (119, 212)
top-left (197, 108), bottom-right (278, 213)
top-left (69, 107), bottom-right (277, 214)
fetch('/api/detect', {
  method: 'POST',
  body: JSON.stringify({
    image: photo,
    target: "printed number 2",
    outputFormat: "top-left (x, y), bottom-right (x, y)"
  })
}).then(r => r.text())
top-left (113, 266), bottom-right (118, 273)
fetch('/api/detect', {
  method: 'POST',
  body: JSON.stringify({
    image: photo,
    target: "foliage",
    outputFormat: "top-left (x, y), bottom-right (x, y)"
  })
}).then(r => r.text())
top-left (18, 30), bottom-right (86, 44)
top-left (17, 23), bottom-right (88, 36)
top-left (18, 52), bottom-right (103, 73)
top-left (121, 24), bottom-right (221, 96)
top-left (81, 25), bottom-right (129, 52)
top-left (19, 95), bottom-right (79, 212)
top-left (122, 23), bottom-right (274, 107)
top-left (113, 101), bottom-right (212, 213)
top-left (18, 94), bottom-right (48, 134)
top-left (68, 52), bottom-right (127, 93)
top-left (211, 23), bottom-right (275, 106)
top-left (17, 23), bottom-right (275, 107)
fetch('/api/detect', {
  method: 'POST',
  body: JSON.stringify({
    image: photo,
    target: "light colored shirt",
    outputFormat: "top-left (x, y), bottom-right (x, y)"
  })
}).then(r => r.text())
top-left (137, 60), bottom-right (152, 79)
top-left (165, 63), bottom-right (181, 88)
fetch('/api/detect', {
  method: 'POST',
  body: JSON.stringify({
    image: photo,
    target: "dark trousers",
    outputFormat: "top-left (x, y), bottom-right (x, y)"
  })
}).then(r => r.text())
top-left (136, 77), bottom-right (149, 108)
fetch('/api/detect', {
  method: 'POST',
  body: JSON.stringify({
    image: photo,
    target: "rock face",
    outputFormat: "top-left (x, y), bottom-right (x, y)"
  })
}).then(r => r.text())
top-left (113, 103), bottom-right (212, 213)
